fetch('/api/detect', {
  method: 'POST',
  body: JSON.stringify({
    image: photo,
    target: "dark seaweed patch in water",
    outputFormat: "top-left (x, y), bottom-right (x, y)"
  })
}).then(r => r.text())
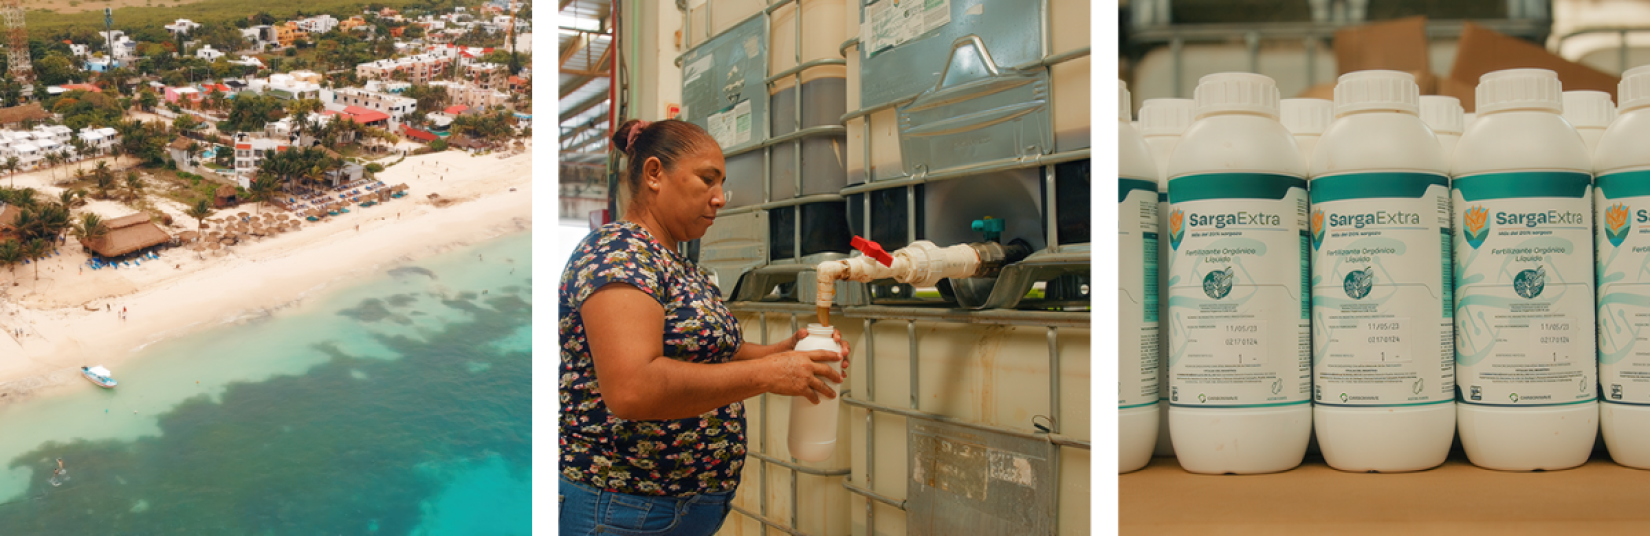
top-left (0, 289), bottom-right (531, 533)
top-left (337, 298), bottom-right (394, 323)
top-left (385, 294), bottom-right (418, 308)
top-left (388, 266), bottom-right (437, 280)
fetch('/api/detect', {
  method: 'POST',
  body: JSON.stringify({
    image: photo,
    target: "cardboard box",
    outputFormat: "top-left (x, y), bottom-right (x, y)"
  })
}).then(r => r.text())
top-left (1443, 22), bottom-right (1621, 111)
top-left (1334, 16), bottom-right (1431, 76)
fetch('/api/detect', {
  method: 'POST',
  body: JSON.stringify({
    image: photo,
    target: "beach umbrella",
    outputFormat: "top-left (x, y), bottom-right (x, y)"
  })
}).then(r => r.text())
top-left (238, 212), bottom-right (250, 218)
top-left (212, 249), bottom-right (226, 257)
top-left (178, 231), bottom-right (198, 242)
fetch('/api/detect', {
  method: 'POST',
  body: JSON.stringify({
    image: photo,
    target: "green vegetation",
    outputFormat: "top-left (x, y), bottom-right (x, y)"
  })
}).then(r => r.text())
top-left (23, 0), bottom-right (429, 36)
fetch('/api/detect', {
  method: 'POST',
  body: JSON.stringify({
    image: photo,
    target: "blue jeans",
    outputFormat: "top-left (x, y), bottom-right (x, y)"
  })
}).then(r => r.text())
top-left (559, 477), bottom-right (736, 536)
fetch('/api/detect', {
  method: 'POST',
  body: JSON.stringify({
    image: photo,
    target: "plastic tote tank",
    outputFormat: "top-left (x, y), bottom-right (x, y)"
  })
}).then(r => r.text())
top-left (840, 0), bottom-right (1090, 309)
top-left (721, 310), bottom-right (1091, 536)
top-left (680, 0), bottom-right (853, 298)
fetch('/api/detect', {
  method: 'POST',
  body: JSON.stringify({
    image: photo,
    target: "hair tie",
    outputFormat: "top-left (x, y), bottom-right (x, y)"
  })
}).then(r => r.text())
top-left (625, 120), bottom-right (652, 153)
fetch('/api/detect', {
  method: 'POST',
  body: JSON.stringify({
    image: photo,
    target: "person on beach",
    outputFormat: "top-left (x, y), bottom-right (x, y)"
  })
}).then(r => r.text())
top-left (558, 119), bottom-right (850, 536)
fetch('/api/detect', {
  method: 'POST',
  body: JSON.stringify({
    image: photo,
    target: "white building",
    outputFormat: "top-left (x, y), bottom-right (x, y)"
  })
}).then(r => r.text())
top-left (196, 44), bottom-right (225, 62)
top-left (68, 44), bottom-right (90, 58)
top-left (228, 55), bottom-right (266, 70)
top-left (76, 127), bottom-right (120, 156)
top-left (32, 125), bottom-right (73, 145)
top-left (295, 14), bottom-right (339, 34)
top-left (327, 88), bottom-right (417, 125)
top-left (164, 19), bottom-right (202, 36)
top-left (97, 31), bottom-right (137, 59)
top-left (232, 133), bottom-right (296, 187)
top-left (355, 53), bottom-right (453, 85)
top-left (428, 80), bottom-right (509, 109)
top-left (0, 131), bottom-right (43, 169)
top-left (363, 80), bottom-right (411, 94)
top-left (248, 73), bottom-right (322, 101)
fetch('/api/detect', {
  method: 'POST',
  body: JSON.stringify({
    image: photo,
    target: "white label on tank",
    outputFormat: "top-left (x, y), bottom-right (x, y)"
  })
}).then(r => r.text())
top-left (732, 99), bottom-right (752, 145)
top-left (684, 54), bottom-right (713, 87)
top-left (1120, 178), bottom-right (1159, 409)
top-left (1453, 171), bottom-right (1596, 407)
top-left (1594, 170), bottom-right (1650, 405)
top-left (1310, 172), bottom-right (1453, 406)
top-left (1167, 173), bottom-right (1311, 408)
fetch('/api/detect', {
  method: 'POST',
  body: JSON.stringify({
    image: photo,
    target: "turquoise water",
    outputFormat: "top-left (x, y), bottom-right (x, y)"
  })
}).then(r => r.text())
top-left (0, 233), bottom-right (532, 535)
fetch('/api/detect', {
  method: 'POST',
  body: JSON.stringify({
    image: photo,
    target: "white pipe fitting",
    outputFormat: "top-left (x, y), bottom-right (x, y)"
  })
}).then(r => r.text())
top-left (814, 241), bottom-right (982, 307)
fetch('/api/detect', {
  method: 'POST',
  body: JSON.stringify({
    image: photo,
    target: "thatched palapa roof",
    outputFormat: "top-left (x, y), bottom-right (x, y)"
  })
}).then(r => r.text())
top-left (0, 103), bottom-right (50, 126)
top-left (81, 213), bottom-right (171, 258)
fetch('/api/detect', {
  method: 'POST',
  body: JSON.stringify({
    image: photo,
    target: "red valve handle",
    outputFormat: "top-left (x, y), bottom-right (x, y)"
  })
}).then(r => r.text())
top-left (851, 236), bottom-right (893, 267)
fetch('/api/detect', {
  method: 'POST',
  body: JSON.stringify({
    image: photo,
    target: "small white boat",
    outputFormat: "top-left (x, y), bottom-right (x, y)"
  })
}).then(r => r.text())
top-left (81, 366), bottom-right (117, 389)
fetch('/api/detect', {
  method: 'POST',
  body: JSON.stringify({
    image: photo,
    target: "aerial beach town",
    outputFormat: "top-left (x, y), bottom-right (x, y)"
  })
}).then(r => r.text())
top-left (0, 1), bottom-right (533, 402)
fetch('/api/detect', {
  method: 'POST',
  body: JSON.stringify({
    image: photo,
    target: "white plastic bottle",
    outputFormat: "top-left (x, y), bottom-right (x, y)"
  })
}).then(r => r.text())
top-left (1119, 80), bottom-right (1161, 474)
top-left (1593, 65), bottom-right (1650, 470)
top-left (1308, 70), bottom-right (1455, 472)
top-left (1452, 68), bottom-right (1597, 471)
top-left (1282, 98), bottom-right (1333, 169)
top-left (1166, 73), bottom-right (1311, 474)
top-left (1563, 90), bottom-right (1616, 157)
top-left (788, 324), bottom-right (846, 461)
top-left (1464, 112), bottom-right (1477, 130)
top-left (1138, 98), bottom-right (1194, 458)
top-left (1420, 95), bottom-right (1465, 160)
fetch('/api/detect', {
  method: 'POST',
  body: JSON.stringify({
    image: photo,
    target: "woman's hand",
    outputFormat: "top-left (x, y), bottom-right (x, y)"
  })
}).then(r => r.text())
top-left (764, 350), bottom-right (844, 404)
top-left (784, 328), bottom-right (852, 374)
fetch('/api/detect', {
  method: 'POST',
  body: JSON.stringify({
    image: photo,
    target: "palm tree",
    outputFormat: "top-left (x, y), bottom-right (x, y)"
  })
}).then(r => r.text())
top-left (71, 213), bottom-right (110, 247)
top-left (0, 240), bottom-right (20, 286)
top-left (44, 152), bottom-right (62, 183)
top-left (249, 174), bottom-right (279, 214)
top-left (22, 238), bottom-right (50, 282)
top-left (58, 189), bottom-right (77, 209)
top-left (124, 172), bottom-right (143, 202)
top-left (186, 198), bottom-right (215, 231)
top-left (69, 137), bottom-right (89, 172)
top-left (186, 141), bottom-right (202, 167)
top-left (94, 168), bottom-right (116, 199)
top-left (3, 156), bottom-right (17, 187)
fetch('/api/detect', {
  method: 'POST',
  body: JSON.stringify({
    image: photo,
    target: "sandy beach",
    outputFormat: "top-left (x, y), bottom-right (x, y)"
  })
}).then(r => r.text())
top-left (0, 144), bottom-right (532, 405)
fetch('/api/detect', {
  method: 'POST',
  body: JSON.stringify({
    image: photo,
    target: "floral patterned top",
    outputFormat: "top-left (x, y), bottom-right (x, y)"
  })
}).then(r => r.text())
top-left (559, 220), bottom-right (747, 497)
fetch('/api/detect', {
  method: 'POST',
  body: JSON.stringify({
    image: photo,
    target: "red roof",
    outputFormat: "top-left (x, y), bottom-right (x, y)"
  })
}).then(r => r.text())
top-left (444, 105), bottom-right (469, 115)
top-left (200, 83), bottom-right (230, 93)
top-left (402, 126), bottom-right (438, 142)
top-left (235, 144), bottom-right (250, 150)
top-left (60, 83), bottom-right (102, 93)
top-left (342, 106), bottom-right (391, 123)
top-left (508, 76), bottom-right (521, 85)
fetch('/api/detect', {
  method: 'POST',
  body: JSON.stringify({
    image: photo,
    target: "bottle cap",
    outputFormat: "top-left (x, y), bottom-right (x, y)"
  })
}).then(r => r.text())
top-left (1281, 98), bottom-right (1333, 135)
top-left (1138, 98), bottom-right (1195, 137)
top-left (1333, 70), bottom-right (1420, 117)
top-left (1562, 90), bottom-right (1616, 129)
top-left (1620, 64), bottom-right (1650, 113)
top-left (1193, 72), bottom-right (1281, 120)
top-left (1119, 80), bottom-right (1132, 122)
top-left (1476, 68), bottom-right (1563, 115)
top-left (1419, 96), bottom-right (1464, 135)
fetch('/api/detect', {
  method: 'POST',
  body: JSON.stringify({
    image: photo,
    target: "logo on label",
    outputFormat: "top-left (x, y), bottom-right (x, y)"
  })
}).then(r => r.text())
top-left (1310, 209), bottom-right (1325, 250)
top-left (1514, 266), bottom-right (1546, 299)
top-left (1607, 202), bottom-right (1631, 248)
top-left (1509, 392), bottom-right (1521, 403)
top-left (1168, 208), bottom-right (1185, 251)
top-left (1343, 268), bottom-right (1374, 300)
top-left (1463, 205), bottom-right (1489, 249)
top-left (1202, 267), bottom-right (1234, 299)
top-left (1271, 378), bottom-right (1282, 395)
top-left (1339, 392), bottom-right (1349, 403)
top-left (1197, 393), bottom-right (1206, 403)
top-left (1413, 378), bottom-right (1425, 395)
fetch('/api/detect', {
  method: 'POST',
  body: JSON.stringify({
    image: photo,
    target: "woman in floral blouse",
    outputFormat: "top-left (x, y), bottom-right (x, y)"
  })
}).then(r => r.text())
top-left (559, 119), bottom-right (850, 536)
